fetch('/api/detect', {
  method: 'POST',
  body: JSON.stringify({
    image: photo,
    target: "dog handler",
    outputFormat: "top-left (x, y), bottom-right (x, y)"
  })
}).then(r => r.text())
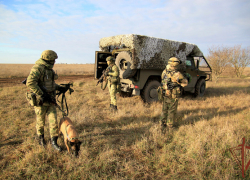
top-left (26, 50), bottom-right (66, 151)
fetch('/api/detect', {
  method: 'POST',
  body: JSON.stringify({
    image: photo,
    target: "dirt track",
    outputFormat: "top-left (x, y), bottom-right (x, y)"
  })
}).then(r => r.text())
top-left (0, 74), bottom-right (94, 87)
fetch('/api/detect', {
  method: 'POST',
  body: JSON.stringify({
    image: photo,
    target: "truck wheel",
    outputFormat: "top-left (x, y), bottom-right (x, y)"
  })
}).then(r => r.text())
top-left (141, 80), bottom-right (161, 103)
top-left (194, 78), bottom-right (206, 97)
top-left (115, 51), bottom-right (137, 79)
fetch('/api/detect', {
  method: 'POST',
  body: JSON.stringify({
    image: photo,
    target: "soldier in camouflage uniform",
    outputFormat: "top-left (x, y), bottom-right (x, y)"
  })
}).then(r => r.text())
top-left (160, 57), bottom-right (188, 130)
top-left (26, 50), bottom-right (66, 151)
top-left (105, 56), bottom-right (120, 111)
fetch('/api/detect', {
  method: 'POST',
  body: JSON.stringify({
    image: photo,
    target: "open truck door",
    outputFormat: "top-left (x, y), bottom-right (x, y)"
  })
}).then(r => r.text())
top-left (95, 51), bottom-right (112, 79)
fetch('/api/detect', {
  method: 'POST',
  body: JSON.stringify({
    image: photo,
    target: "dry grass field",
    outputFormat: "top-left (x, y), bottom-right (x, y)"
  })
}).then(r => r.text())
top-left (1, 64), bottom-right (250, 179)
top-left (0, 64), bottom-right (94, 78)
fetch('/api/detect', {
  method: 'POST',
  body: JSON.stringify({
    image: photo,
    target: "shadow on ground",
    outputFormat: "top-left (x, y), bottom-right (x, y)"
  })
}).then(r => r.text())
top-left (178, 106), bottom-right (248, 126)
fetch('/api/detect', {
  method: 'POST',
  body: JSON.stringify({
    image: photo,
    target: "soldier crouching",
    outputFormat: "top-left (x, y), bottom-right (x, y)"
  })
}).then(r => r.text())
top-left (160, 57), bottom-right (188, 131)
top-left (26, 50), bottom-right (67, 151)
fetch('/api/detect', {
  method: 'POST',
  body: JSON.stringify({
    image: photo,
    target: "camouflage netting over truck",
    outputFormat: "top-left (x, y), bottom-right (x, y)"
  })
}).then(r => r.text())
top-left (99, 34), bottom-right (203, 70)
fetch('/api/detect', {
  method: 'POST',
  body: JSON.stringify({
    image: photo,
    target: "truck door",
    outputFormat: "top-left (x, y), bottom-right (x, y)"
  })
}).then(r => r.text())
top-left (95, 51), bottom-right (112, 79)
top-left (184, 57), bottom-right (198, 89)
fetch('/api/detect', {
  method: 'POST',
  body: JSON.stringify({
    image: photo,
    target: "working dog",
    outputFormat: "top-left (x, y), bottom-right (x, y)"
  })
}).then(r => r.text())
top-left (59, 116), bottom-right (81, 157)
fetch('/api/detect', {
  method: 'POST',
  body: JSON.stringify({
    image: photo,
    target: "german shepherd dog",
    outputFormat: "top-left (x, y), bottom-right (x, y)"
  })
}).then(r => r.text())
top-left (59, 117), bottom-right (81, 157)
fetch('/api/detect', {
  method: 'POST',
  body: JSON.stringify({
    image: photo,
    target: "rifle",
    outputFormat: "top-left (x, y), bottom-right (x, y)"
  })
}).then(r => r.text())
top-left (163, 74), bottom-right (181, 90)
top-left (57, 82), bottom-right (74, 95)
top-left (96, 70), bottom-right (107, 86)
top-left (22, 79), bottom-right (27, 85)
top-left (56, 82), bottom-right (74, 116)
top-left (40, 86), bottom-right (67, 116)
top-left (96, 66), bottom-right (112, 86)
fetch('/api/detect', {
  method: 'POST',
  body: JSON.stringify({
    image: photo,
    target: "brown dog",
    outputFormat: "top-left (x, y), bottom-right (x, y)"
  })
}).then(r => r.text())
top-left (59, 117), bottom-right (81, 157)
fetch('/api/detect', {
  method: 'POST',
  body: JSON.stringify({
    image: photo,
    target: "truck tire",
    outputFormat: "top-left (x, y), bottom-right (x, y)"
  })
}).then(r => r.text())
top-left (194, 78), bottom-right (206, 97)
top-left (141, 80), bottom-right (161, 103)
top-left (115, 51), bottom-right (137, 79)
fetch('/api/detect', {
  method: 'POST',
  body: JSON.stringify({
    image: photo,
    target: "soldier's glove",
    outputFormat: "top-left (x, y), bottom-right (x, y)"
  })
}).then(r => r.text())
top-left (37, 95), bottom-right (44, 106)
top-left (177, 78), bottom-right (181, 83)
top-left (104, 71), bottom-right (109, 76)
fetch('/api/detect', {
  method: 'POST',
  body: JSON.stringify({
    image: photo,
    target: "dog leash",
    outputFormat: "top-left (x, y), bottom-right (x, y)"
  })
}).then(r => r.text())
top-left (57, 92), bottom-right (69, 117)
top-left (56, 83), bottom-right (74, 117)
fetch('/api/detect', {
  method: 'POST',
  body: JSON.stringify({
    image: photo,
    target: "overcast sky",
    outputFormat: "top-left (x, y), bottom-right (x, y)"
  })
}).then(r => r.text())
top-left (0, 0), bottom-right (249, 64)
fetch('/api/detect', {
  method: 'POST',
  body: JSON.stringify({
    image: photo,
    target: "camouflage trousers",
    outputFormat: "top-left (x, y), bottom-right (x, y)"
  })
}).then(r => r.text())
top-left (108, 82), bottom-right (117, 106)
top-left (160, 96), bottom-right (179, 127)
top-left (34, 105), bottom-right (58, 138)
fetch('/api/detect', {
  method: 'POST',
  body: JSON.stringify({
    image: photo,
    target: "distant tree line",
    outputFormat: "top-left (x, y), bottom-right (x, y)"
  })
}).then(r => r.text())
top-left (206, 45), bottom-right (250, 82)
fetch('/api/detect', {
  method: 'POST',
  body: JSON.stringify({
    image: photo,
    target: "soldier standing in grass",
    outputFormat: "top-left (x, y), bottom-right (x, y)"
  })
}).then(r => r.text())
top-left (26, 50), bottom-right (67, 151)
top-left (105, 56), bottom-right (120, 111)
top-left (160, 57), bottom-right (188, 131)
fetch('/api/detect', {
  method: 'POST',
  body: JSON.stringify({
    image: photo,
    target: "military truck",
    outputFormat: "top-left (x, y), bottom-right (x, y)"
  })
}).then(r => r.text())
top-left (95, 34), bottom-right (212, 103)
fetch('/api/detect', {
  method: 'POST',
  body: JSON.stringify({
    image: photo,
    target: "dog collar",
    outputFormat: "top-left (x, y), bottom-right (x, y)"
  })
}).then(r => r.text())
top-left (65, 124), bottom-right (78, 141)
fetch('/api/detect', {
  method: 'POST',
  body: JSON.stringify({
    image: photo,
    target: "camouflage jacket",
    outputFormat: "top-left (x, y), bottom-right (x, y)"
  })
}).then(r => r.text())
top-left (107, 63), bottom-right (120, 84)
top-left (26, 58), bottom-right (59, 97)
top-left (161, 66), bottom-right (188, 98)
top-left (161, 66), bottom-right (188, 90)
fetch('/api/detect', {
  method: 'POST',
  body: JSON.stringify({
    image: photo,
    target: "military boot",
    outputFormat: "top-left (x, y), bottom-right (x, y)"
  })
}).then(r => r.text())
top-left (160, 121), bottom-right (167, 134)
top-left (39, 134), bottom-right (46, 147)
top-left (167, 123), bottom-right (174, 134)
top-left (51, 136), bottom-right (62, 151)
top-left (109, 104), bottom-right (115, 111)
top-left (110, 105), bottom-right (118, 112)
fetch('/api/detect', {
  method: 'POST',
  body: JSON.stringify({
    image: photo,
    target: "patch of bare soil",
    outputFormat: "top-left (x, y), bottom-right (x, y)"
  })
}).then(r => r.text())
top-left (0, 74), bottom-right (94, 87)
